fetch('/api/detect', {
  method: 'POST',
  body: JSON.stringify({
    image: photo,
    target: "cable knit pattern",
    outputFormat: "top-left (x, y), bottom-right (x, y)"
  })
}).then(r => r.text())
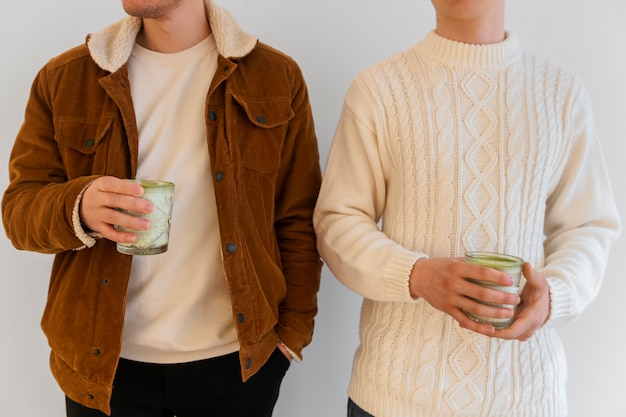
top-left (314, 31), bottom-right (620, 416)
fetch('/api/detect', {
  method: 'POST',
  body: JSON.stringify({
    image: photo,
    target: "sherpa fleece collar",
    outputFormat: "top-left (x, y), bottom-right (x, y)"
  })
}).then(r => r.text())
top-left (87, 0), bottom-right (258, 73)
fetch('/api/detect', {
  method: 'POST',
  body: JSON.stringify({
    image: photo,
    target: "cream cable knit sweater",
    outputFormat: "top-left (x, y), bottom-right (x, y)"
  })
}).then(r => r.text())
top-left (314, 31), bottom-right (620, 416)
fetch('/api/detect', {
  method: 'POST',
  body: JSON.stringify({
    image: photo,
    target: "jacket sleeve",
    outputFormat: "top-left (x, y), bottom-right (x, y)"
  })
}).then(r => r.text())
top-left (313, 77), bottom-right (422, 304)
top-left (541, 82), bottom-right (621, 327)
top-left (2, 66), bottom-right (100, 254)
top-left (272, 64), bottom-right (323, 358)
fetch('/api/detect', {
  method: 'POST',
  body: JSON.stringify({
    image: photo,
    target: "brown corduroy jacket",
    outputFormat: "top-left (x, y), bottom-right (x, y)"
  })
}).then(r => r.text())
top-left (2, 2), bottom-right (322, 414)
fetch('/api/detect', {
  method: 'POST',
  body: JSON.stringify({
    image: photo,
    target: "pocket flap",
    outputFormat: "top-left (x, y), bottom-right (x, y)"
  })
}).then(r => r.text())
top-left (233, 94), bottom-right (294, 128)
top-left (54, 118), bottom-right (113, 154)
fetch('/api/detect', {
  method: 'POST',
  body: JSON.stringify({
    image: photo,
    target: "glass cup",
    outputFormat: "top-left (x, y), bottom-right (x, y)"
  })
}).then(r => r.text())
top-left (115, 179), bottom-right (175, 255)
top-left (464, 251), bottom-right (524, 329)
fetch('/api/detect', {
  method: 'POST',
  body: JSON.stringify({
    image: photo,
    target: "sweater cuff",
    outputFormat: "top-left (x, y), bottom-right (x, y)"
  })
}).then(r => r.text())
top-left (384, 249), bottom-right (425, 303)
top-left (542, 277), bottom-right (571, 328)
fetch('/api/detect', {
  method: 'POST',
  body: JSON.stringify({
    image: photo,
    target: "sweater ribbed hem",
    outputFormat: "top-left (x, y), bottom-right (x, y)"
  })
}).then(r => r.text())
top-left (348, 383), bottom-right (568, 417)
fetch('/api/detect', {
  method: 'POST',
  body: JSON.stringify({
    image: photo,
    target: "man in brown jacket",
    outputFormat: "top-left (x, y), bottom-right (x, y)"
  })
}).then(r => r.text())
top-left (2, 0), bottom-right (322, 416)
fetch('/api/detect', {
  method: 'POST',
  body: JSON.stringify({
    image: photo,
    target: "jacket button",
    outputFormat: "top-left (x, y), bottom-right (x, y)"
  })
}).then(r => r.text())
top-left (87, 394), bottom-right (95, 400)
top-left (93, 349), bottom-right (101, 356)
top-left (245, 358), bottom-right (252, 369)
top-left (237, 313), bottom-right (245, 323)
top-left (215, 171), bottom-right (225, 182)
top-left (256, 116), bottom-right (266, 125)
top-left (85, 138), bottom-right (95, 148)
top-left (102, 279), bottom-right (109, 285)
top-left (208, 111), bottom-right (217, 121)
top-left (226, 243), bottom-right (237, 254)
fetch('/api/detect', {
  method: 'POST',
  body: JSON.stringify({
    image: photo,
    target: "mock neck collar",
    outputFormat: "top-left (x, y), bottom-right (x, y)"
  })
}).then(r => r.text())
top-left (415, 30), bottom-right (522, 69)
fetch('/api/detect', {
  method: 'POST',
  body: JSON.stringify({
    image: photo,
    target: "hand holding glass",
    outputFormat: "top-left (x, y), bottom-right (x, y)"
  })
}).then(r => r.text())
top-left (464, 251), bottom-right (524, 329)
top-left (115, 179), bottom-right (175, 255)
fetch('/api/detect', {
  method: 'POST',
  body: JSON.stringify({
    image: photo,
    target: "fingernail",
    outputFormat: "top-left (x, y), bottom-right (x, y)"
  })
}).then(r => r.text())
top-left (134, 185), bottom-right (145, 196)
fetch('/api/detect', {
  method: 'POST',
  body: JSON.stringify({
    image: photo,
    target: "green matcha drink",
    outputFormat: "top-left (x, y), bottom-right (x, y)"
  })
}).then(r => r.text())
top-left (116, 180), bottom-right (175, 255)
top-left (464, 251), bottom-right (524, 329)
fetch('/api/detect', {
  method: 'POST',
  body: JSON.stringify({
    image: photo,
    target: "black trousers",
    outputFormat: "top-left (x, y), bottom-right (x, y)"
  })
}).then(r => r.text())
top-left (66, 349), bottom-right (290, 417)
top-left (347, 398), bottom-right (374, 417)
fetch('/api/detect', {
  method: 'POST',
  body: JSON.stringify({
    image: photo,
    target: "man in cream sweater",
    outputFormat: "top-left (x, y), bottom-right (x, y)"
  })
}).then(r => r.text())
top-left (313, 0), bottom-right (620, 416)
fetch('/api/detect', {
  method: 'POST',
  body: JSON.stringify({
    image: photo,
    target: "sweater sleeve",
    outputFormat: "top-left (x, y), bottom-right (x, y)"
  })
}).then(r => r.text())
top-left (313, 78), bottom-right (423, 303)
top-left (541, 82), bottom-right (621, 328)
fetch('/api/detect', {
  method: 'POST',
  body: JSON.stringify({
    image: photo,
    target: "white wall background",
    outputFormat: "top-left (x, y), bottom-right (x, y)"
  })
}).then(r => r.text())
top-left (0, 1), bottom-right (624, 416)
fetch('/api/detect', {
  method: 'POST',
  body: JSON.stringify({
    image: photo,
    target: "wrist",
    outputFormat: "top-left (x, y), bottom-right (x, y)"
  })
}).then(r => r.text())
top-left (409, 257), bottom-right (428, 299)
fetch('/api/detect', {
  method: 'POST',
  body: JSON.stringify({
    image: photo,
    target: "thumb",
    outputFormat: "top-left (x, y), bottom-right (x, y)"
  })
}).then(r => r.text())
top-left (522, 262), bottom-right (539, 286)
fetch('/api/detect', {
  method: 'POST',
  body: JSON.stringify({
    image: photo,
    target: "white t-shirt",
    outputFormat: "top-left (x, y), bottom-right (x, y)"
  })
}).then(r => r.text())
top-left (121, 35), bottom-right (239, 363)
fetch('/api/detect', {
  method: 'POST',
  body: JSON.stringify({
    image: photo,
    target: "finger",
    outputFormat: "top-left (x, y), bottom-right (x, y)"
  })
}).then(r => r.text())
top-left (96, 176), bottom-right (144, 197)
top-left (82, 178), bottom-right (150, 217)
top-left (98, 223), bottom-right (138, 244)
top-left (276, 343), bottom-right (293, 361)
top-left (493, 317), bottom-right (535, 341)
top-left (457, 291), bottom-right (515, 318)
top-left (96, 181), bottom-right (152, 214)
top-left (522, 262), bottom-right (541, 286)
top-left (463, 281), bottom-right (520, 308)
top-left (89, 177), bottom-right (152, 214)
top-left (463, 262), bottom-right (515, 286)
top-left (493, 300), bottom-right (544, 341)
top-left (103, 207), bottom-right (151, 231)
top-left (455, 309), bottom-right (497, 336)
top-left (107, 193), bottom-right (154, 215)
top-left (89, 209), bottom-right (150, 244)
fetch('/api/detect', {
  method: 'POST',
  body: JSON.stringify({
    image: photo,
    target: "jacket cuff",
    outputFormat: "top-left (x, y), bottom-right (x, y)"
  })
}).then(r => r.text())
top-left (71, 181), bottom-right (101, 249)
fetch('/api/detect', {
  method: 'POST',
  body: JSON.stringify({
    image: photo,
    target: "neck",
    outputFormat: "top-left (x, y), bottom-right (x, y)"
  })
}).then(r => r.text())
top-left (434, 3), bottom-right (505, 45)
top-left (435, 22), bottom-right (505, 45)
top-left (137, 0), bottom-right (211, 53)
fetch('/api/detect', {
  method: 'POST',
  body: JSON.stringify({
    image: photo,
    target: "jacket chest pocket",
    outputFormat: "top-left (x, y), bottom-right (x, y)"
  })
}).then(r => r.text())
top-left (232, 94), bottom-right (294, 173)
top-left (54, 118), bottom-right (114, 179)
